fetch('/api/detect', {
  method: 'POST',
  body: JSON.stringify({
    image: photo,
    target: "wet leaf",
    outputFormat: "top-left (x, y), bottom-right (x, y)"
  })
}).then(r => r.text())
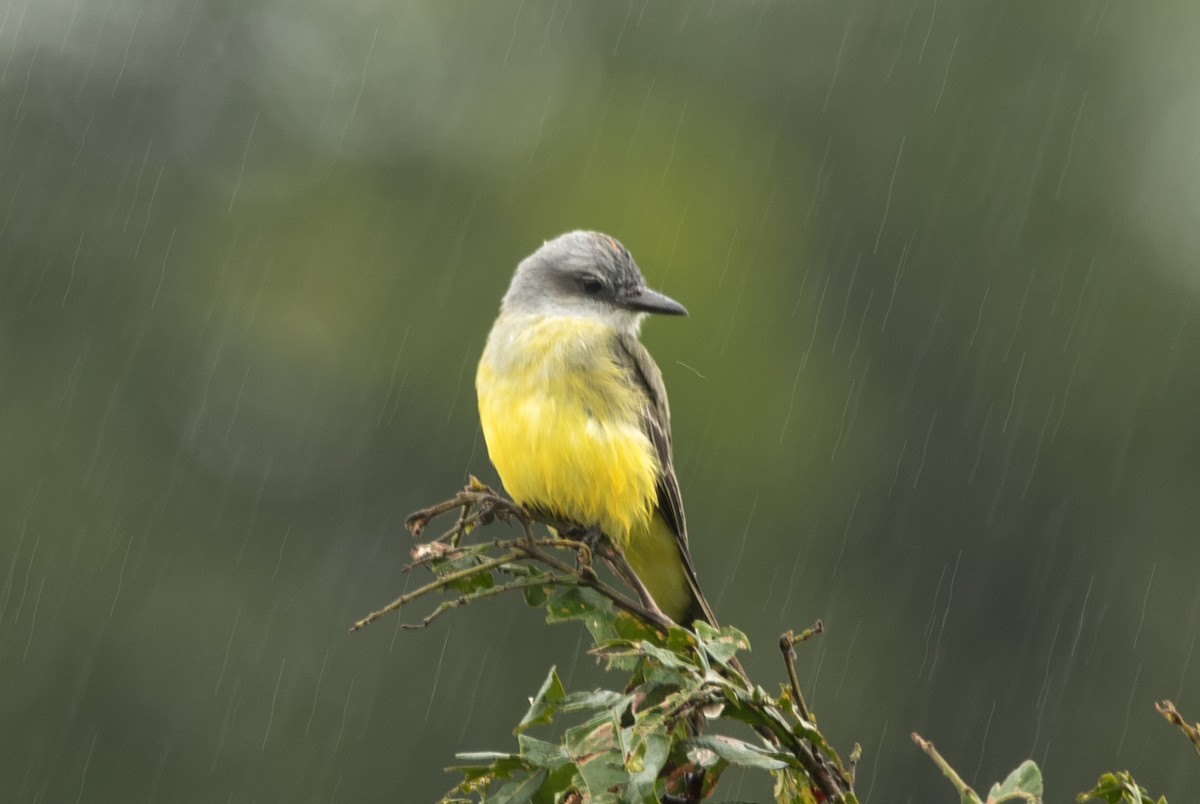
top-left (665, 625), bottom-right (700, 654)
top-left (563, 712), bottom-right (619, 758)
top-left (544, 586), bottom-right (617, 642)
top-left (576, 752), bottom-right (631, 802)
top-left (517, 666), bottom-right (566, 733)
top-left (986, 759), bottom-right (1043, 802)
top-left (1076, 771), bottom-right (1166, 804)
top-left (432, 553), bottom-right (497, 595)
top-left (638, 640), bottom-right (698, 672)
top-left (492, 768), bottom-right (547, 804)
top-left (626, 732), bottom-right (671, 801)
top-left (522, 582), bottom-right (550, 608)
top-left (684, 734), bottom-right (791, 771)
top-left (517, 735), bottom-right (569, 769)
top-left (559, 689), bottom-right (627, 714)
top-left (694, 622), bottom-right (751, 666)
top-left (538, 763), bottom-right (583, 802)
top-left (612, 611), bottom-right (665, 644)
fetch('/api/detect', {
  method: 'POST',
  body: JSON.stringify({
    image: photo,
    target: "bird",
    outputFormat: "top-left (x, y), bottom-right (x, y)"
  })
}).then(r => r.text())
top-left (475, 231), bottom-right (715, 627)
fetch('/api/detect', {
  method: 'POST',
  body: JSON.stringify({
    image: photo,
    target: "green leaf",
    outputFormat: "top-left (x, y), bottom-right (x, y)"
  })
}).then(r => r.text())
top-left (559, 689), bottom-right (627, 714)
top-left (665, 625), bottom-right (700, 654)
top-left (563, 711), bottom-right (620, 758)
top-left (685, 741), bottom-right (723, 770)
top-left (576, 751), bottom-right (631, 801)
top-left (537, 763), bottom-right (582, 802)
top-left (589, 638), bottom-right (639, 656)
top-left (517, 667), bottom-right (566, 733)
top-left (545, 586), bottom-right (618, 642)
top-left (612, 611), bottom-right (667, 644)
top-left (492, 768), bottom-right (548, 804)
top-left (517, 735), bottom-right (569, 769)
top-left (1076, 771), bottom-right (1166, 804)
top-left (684, 735), bottom-right (791, 771)
top-left (522, 582), bottom-right (550, 608)
top-left (587, 638), bottom-right (643, 673)
top-left (986, 760), bottom-right (1043, 802)
top-left (626, 732), bottom-right (671, 802)
top-left (450, 571), bottom-right (494, 594)
top-left (639, 662), bottom-right (696, 692)
top-left (436, 554), bottom-right (497, 595)
top-left (694, 622), bottom-right (751, 665)
top-left (773, 766), bottom-right (817, 804)
top-left (638, 640), bottom-right (699, 672)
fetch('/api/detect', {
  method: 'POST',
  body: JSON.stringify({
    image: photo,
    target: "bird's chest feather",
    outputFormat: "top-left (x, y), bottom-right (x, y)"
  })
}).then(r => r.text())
top-left (476, 317), bottom-right (658, 540)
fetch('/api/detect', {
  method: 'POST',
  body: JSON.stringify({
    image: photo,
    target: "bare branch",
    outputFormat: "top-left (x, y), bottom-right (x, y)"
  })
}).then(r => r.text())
top-left (780, 620), bottom-right (824, 726)
top-left (350, 551), bottom-right (523, 633)
top-left (1156, 700), bottom-right (1200, 756)
top-left (912, 732), bottom-right (981, 804)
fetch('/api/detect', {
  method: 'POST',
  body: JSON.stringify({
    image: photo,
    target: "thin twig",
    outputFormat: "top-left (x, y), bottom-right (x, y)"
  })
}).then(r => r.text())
top-left (400, 575), bottom-right (557, 631)
top-left (848, 743), bottom-right (862, 784)
top-left (535, 537), bottom-right (595, 565)
top-left (405, 493), bottom-right (474, 537)
top-left (403, 480), bottom-right (518, 538)
top-left (774, 621), bottom-right (854, 800)
top-left (1156, 700), bottom-right (1200, 755)
top-left (912, 732), bottom-right (981, 804)
top-left (350, 551), bottom-right (523, 632)
top-left (787, 620), bottom-right (825, 648)
top-left (449, 497), bottom-right (474, 547)
top-left (780, 620), bottom-right (824, 725)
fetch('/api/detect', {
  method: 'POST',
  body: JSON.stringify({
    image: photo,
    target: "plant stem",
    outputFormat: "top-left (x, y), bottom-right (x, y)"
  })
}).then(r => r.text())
top-left (912, 732), bottom-right (981, 804)
top-left (350, 551), bottom-right (523, 632)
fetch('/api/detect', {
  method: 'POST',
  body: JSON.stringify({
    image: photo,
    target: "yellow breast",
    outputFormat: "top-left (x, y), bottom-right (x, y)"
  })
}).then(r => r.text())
top-left (475, 314), bottom-right (658, 545)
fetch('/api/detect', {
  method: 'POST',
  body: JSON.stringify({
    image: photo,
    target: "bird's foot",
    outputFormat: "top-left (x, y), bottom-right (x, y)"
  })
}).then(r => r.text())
top-left (560, 525), bottom-right (603, 573)
top-left (561, 524), bottom-right (603, 548)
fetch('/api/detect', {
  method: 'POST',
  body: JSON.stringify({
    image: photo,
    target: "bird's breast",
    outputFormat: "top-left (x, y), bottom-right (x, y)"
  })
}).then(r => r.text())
top-left (475, 315), bottom-right (658, 543)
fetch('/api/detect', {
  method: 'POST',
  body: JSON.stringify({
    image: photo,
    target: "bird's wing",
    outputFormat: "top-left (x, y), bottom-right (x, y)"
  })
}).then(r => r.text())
top-left (613, 333), bottom-right (718, 627)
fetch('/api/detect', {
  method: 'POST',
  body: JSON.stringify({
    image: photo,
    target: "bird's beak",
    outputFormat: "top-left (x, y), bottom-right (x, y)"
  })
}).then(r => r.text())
top-left (622, 286), bottom-right (688, 316)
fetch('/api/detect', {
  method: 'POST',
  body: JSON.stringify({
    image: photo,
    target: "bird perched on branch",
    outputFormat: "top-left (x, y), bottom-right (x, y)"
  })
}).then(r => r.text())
top-left (476, 231), bottom-right (715, 627)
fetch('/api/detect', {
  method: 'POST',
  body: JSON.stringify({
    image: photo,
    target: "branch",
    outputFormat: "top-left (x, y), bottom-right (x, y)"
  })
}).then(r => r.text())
top-left (397, 575), bottom-right (558, 631)
top-left (912, 732), bottom-right (982, 804)
top-left (780, 621), bottom-right (823, 725)
top-left (359, 483), bottom-right (860, 802)
top-left (1156, 700), bottom-right (1200, 756)
top-left (350, 550), bottom-right (523, 632)
top-left (509, 537), bottom-right (674, 632)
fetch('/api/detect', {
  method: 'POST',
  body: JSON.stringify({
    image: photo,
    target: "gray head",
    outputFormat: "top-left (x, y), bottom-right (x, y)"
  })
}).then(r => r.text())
top-left (501, 231), bottom-right (687, 331)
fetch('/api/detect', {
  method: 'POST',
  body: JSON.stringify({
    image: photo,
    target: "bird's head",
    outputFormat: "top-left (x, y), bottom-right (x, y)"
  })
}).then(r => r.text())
top-left (501, 231), bottom-right (687, 333)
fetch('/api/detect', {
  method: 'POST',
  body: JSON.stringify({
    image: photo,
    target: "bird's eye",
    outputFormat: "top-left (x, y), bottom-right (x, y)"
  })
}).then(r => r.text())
top-left (580, 276), bottom-right (605, 295)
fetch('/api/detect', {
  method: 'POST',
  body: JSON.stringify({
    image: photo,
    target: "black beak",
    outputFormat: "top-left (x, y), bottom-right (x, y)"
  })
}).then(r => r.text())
top-left (622, 286), bottom-right (688, 316)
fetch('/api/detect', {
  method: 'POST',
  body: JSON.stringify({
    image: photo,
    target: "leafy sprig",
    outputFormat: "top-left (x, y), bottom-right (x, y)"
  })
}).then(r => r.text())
top-left (354, 480), bottom-right (856, 802)
top-left (355, 481), bottom-right (1195, 802)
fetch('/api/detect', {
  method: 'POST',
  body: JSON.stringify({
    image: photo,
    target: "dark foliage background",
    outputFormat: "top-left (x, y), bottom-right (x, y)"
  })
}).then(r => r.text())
top-left (2, 2), bottom-right (1198, 801)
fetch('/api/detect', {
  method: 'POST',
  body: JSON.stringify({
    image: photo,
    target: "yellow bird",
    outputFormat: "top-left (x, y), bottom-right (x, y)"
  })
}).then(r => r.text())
top-left (476, 231), bottom-right (715, 626)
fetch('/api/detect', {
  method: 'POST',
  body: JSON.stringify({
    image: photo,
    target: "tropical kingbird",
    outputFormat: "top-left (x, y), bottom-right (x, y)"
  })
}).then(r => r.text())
top-left (476, 231), bottom-right (715, 627)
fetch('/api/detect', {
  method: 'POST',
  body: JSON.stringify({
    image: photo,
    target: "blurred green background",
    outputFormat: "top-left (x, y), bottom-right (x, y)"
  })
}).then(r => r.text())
top-left (3, 1), bottom-right (1199, 801)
